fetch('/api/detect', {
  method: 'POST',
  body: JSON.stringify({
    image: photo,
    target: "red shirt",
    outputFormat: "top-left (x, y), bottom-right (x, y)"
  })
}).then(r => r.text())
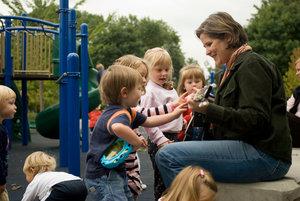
top-left (88, 109), bottom-right (102, 128)
top-left (177, 108), bottom-right (192, 141)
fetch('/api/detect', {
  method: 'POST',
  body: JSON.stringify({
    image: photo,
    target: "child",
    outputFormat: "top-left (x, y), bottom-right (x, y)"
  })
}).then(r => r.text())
top-left (114, 54), bottom-right (185, 199)
top-left (140, 47), bottom-right (183, 200)
top-left (21, 151), bottom-right (87, 201)
top-left (85, 65), bottom-right (186, 201)
top-left (176, 64), bottom-right (206, 141)
top-left (0, 85), bottom-right (17, 201)
top-left (114, 54), bottom-right (149, 199)
top-left (159, 166), bottom-right (217, 201)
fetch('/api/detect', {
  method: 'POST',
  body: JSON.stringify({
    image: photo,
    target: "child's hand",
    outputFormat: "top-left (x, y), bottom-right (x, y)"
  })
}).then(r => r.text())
top-left (139, 136), bottom-right (148, 148)
top-left (133, 136), bottom-right (148, 151)
top-left (172, 92), bottom-right (189, 108)
top-left (158, 139), bottom-right (173, 149)
top-left (172, 102), bottom-right (188, 117)
top-left (0, 184), bottom-right (6, 194)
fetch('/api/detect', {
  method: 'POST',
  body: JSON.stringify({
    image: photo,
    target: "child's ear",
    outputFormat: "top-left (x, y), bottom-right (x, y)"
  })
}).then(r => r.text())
top-left (120, 87), bottom-right (128, 98)
top-left (29, 167), bottom-right (35, 173)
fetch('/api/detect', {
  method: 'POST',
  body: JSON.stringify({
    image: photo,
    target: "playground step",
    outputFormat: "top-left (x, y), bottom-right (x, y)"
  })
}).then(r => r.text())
top-left (216, 149), bottom-right (300, 201)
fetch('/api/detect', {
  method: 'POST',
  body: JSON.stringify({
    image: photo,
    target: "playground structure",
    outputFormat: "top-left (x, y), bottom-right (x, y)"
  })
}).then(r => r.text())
top-left (0, 1), bottom-right (99, 176)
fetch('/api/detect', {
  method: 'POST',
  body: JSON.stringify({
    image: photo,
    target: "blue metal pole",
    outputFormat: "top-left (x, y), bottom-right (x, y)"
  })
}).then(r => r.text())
top-left (4, 19), bottom-right (13, 144)
top-left (67, 9), bottom-right (80, 175)
top-left (80, 23), bottom-right (89, 152)
top-left (0, 16), bottom-right (59, 28)
top-left (21, 13), bottom-right (29, 145)
top-left (67, 53), bottom-right (80, 176)
top-left (59, 0), bottom-right (69, 167)
top-left (68, 9), bottom-right (76, 54)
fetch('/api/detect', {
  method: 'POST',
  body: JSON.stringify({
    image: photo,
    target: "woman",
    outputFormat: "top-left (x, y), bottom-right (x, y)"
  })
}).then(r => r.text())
top-left (287, 58), bottom-right (300, 147)
top-left (156, 12), bottom-right (292, 186)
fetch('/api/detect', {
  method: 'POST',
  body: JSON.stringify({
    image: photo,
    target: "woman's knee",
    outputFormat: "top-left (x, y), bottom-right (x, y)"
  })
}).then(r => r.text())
top-left (155, 144), bottom-right (175, 165)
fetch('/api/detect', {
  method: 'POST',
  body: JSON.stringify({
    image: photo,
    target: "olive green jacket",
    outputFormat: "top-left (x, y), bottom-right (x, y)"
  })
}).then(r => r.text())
top-left (207, 51), bottom-right (292, 163)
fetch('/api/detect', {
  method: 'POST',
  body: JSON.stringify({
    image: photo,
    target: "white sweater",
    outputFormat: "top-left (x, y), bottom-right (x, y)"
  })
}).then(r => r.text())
top-left (140, 80), bottom-right (183, 145)
top-left (287, 95), bottom-right (300, 117)
top-left (21, 171), bottom-right (82, 201)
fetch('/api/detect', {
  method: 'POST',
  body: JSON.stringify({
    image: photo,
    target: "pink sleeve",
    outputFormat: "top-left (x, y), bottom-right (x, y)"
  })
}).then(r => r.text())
top-left (136, 103), bottom-right (174, 116)
top-left (139, 93), bottom-right (169, 145)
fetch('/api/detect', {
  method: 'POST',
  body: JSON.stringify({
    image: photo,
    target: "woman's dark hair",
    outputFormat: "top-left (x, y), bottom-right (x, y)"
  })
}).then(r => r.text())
top-left (196, 12), bottom-right (248, 48)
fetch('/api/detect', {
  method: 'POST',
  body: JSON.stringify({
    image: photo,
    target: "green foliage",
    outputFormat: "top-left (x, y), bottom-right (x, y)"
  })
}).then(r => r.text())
top-left (283, 48), bottom-right (300, 97)
top-left (15, 80), bottom-right (59, 114)
top-left (186, 57), bottom-right (199, 65)
top-left (246, 0), bottom-right (300, 75)
top-left (2, 0), bottom-right (186, 114)
top-left (88, 14), bottom-right (185, 80)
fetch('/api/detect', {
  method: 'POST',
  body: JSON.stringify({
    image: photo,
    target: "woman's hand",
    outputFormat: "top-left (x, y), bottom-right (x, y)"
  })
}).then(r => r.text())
top-left (188, 100), bottom-right (209, 114)
top-left (187, 88), bottom-right (209, 114)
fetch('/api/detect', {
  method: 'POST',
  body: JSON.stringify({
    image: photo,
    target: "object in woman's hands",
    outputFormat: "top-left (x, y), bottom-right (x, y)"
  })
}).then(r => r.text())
top-left (193, 85), bottom-right (213, 102)
top-left (100, 138), bottom-right (133, 169)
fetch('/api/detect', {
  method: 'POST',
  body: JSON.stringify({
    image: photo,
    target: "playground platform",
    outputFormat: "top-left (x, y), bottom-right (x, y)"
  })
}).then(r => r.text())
top-left (6, 130), bottom-right (300, 201)
top-left (216, 149), bottom-right (300, 201)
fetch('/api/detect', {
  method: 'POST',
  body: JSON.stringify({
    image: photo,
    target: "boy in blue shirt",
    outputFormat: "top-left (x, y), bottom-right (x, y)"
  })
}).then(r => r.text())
top-left (85, 65), bottom-right (186, 201)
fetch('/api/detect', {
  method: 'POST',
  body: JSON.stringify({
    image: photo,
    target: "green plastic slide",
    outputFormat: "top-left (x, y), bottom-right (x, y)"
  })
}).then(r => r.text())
top-left (35, 68), bottom-right (100, 139)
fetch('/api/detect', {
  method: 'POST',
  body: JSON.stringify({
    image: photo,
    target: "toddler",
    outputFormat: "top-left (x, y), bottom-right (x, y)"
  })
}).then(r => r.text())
top-left (140, 47), bottom-right (183, 200)
top-left (0, 85), bottom-right (17, 201)
top-left (114, 54), bottom-right (185, 199)
top-left (159, 166), bottom-right (217, 201)
top-left (85, 65), bottom-right (186, 201)
top-left (176, 64), bottom-right (207, 141)
top-left (21, 151), bottom-right (87, 201)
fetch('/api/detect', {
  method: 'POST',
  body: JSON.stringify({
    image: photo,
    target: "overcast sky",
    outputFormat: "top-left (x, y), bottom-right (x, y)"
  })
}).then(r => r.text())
top-left (0, 0), bottom-right (262, 68)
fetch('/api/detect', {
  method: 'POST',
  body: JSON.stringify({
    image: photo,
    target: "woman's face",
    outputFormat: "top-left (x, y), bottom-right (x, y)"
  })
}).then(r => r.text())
top-left (200, 33), bottom-right (234, 68)
top-left (295, 62), bottom-right (300, 79)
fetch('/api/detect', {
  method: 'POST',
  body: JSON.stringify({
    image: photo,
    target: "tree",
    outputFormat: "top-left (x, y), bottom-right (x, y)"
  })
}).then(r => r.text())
top-left (89, 14), bottom-right (185, 80)
top-left (185, 57), bottom-right (199, 65)
top-left (89, 15), bottom-right (143, 68)
top-left (2, 1), bottom-right (186, 114)
top-left (0, 0), bottom-right (86, 16)
top-left (246, 0), bottom-right (300, 75)
top-left (283, 48), bottom-right (300, 97)
top-left (138, 17), bottom-right (185, 79)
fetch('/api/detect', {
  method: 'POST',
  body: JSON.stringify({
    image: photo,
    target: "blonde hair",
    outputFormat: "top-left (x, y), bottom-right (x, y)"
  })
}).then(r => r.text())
top-left (96, 63), bottom-right (104, 71)
top-left (144, 47), bottom-right (173, 80)
top-left (295, 58), bottom-right (300, 65)
top-left (162, 166), bottom-right (217, 201)
top-left (0, 85), bottom-right (16, 103)
top-left (23, 151), bottom-right (56, 176)
top-left (177, 64), bottom-right (206, 95)
top-left (114, 54), bottom-right (149, 74)
top-left (114, 54), bottom-right (149, 93)
top-left (100, 64), bottom-right (143, 105)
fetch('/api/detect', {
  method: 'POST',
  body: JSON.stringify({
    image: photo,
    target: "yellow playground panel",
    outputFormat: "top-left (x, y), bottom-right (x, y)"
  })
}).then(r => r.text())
top-left (0, 31), bottom-right (56, 79)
